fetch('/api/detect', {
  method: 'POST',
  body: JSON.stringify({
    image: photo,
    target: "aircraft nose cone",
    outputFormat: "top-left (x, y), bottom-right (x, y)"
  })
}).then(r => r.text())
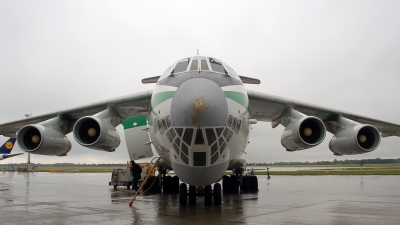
top-left (171, 78), bottom-right (228, 127)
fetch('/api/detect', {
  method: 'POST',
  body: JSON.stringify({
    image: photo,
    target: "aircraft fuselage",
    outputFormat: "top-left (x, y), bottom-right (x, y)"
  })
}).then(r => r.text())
top-left (148, 60), bottom-right (251, 186)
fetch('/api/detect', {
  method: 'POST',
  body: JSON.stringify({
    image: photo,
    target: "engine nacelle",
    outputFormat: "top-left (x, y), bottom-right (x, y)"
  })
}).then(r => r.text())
top-left (281, 116), bottom-right (326, 151)
top-left (329, 125), bottom-right (381, 155)
top-left (73, 116), bottom-right (120, 151)
top-left (17, 125), bottom-right (72, 156)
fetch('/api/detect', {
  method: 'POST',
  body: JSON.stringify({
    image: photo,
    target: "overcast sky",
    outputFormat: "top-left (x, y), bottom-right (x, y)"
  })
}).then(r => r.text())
top-left (1, 1), bottom-right (400, 164)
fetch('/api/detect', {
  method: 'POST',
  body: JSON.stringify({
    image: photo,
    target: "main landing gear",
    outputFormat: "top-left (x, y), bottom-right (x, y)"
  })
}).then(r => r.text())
top-left (159, 168), bottom-right (179, 193)
top-left (222, 168), bottom-right (259, 193)
top-left (179, 183), bottom-right (222, 206)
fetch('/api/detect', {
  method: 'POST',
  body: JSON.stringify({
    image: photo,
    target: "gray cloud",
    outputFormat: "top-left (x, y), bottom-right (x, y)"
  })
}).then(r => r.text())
top-left (1, 1), bottom-right (399, 164)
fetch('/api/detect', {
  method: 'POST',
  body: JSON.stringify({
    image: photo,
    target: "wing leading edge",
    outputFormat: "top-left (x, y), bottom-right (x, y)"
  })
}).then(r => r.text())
top-left (247, 90), bottom-right (400, 137)
top-left (0, 90), bottom-right (153, 137)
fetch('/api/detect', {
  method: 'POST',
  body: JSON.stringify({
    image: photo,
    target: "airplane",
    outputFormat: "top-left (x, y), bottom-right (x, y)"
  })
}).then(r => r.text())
top-left (0, 138), bottom-right (23, 161)
top-left (0, 55), bottom-right (399, 206)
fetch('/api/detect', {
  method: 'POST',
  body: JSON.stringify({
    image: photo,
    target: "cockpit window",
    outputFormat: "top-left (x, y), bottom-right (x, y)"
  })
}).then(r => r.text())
top-left (190, 59), bottom-right (198, 71)
top-left (201, 60), bottom-right (209, 71)
top-left (209, 58), bottom-right (225, 73)
top-left (174, 59), bottom-right (189, 73)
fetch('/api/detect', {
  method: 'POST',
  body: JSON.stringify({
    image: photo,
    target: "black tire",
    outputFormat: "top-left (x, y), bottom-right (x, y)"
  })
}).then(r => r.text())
top-left (222, 175), bottom-right (230, 193)
top-left (113, 184), bottom-right (117, 189)
top-left (214, 183), bottom-right (222, 205)
top-left (143, 176), bottom-right (153, 191)
top-left (189, 185), bottom-right (196, 206)
top-left (127, 185), bottom-right (130, 190)
top-left (241, 176), bottom-right (251, 192)
top-left (230, 176), bottom-right (239, 192)
top-left (179, 183), bottom-right (187, 205)
top-left (251, 176), bottom-right (259, 191)
top-left (163, 175), bottom-right (171, 193)
top-left (171, 176), bottom-right (180, 193)
top-left (152, 176), bottom-right (161, 192)
top-left (204, 185), bottom-right (212, 205)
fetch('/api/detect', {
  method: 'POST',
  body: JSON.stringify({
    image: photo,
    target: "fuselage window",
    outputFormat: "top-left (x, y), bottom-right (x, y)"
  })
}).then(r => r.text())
top-left (205, 128), bottom-right (216, 146)
top-left (183, 128), bottom-right (194, 145)
top-left (211, 152), bottom-right (219, 164)
top-left (174, 60), bottom-right (189, 73)
top-left (166, 115), bottom-right (172, 128)
top-left (181, 143), bottom-right (189, 156)
top-left (175, 128), bottom-right (183, 137)
top-left (209, 58), bottom-right (225, 73)
top-left (195, 129), bottom-right (205, 145)
top-left (158, 120), bottom-right (164, 134)
top-left (190, 59), bottom-right (198, 71)
top-left (201, 60), bottom-right (209, 71)
top-left (235, 120), bottom-right (241, 133)
top-left (162, 119), bottom-right (168, 132)
top-left (181, 153), bottom-right (189, 164)
top-left (211, 142), bottom-right (218, 156)
top-left (231, 117), bottom-right (237, 130)
top-left (193, 152), bottom-right (206, 166)
top-left (227, 115), bottom-right (233, 127)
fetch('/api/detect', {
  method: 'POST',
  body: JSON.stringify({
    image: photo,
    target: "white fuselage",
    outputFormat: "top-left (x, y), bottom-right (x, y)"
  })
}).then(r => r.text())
top-left (147, 57), bottom-right (251, 186)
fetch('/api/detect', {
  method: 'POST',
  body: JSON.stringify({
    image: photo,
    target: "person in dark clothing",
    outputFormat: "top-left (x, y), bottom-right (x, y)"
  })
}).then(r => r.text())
top-left (130, 160), bottom-right (142, 191)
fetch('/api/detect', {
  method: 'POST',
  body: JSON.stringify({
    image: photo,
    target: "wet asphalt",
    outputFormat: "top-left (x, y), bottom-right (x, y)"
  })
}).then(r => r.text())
top-left (0, 172), bottom-right (399, 225)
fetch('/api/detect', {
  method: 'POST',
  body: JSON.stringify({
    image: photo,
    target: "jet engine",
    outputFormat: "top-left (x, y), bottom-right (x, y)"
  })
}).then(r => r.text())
top-left (17, 125), bottom-right (72, 156)
top-left (329, 125), bottom-right (381, 155)
top-left (281, 116), bottom-right (326, 151)
top-left (73, 108), bottom-right (121, 151)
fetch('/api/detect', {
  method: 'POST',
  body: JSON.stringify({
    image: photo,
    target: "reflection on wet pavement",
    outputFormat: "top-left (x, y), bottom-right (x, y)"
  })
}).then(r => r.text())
top-left (0, 173), bottom-right (399, 225)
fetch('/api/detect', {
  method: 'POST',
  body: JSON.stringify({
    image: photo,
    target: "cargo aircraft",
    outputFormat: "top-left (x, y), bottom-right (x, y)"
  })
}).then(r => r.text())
top-left (0, 56), bottom-right (399, 205)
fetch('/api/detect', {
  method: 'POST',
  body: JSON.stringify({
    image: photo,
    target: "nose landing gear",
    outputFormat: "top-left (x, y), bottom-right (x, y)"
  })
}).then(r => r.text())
top-left (179, 183), bottom-right (222, 206)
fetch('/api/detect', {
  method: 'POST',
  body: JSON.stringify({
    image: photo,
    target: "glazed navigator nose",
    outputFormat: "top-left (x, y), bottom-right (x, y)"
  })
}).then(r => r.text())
top-left (170, 78), bottom-right (228, 127)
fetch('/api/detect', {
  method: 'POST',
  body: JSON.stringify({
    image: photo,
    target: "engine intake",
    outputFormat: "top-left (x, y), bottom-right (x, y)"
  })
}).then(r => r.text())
top-left (281, 116), bottom-right (326, 151)
top-left (329, 125), bottom-right (380, 155)
top-left (17, 125), bottom-right (72, 156)
top-left (73, 116), bottom-right (120, 151)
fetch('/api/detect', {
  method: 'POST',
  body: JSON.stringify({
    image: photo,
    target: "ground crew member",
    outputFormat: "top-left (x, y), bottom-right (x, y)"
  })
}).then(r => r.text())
top-left (267, 167), bottom-right (271, 179)
top-left (130, 160), bottom-right (142, 191)
top-left (250, 168), bottom-right (254, 176)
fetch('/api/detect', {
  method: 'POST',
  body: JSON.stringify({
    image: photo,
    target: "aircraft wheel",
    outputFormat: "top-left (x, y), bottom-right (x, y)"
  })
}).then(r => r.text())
top-left (163, 175), bottom-right (171, 193)
top-left (153, 176), bottom-right (161, 192)
top-left (214, 183), bottom-right (222, 205)
top-left (241, 176), bottom-right (251, 192)
top-left (222, 175), bottom-right (230, 193)
top-left (127, 185), bottom-right (130, 190)
top-left (171, 176), bottom-right (180, 193)
top-left (143, 176), bottom-right (152, 191)
top-left (179, 183), bottom-right (187, 205)
top-left (113, 184), bottom-right (117, 189)
top-left (251, 176), bottom-right (259, 191)
top-left (230, 176), bottom-right (239, 192)
top-left (189, 185), bottom-right (196, 205)
top-left (204, 185), bottom-right (212, 205)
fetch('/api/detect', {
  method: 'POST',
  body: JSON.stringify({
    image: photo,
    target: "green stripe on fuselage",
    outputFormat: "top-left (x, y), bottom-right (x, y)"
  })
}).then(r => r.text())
top-left (149, 90), bottom-right (249, 113)
top-left (224, 91), bottom-right (250, 113)
top-left (149, 91), bottom-right (175, 112)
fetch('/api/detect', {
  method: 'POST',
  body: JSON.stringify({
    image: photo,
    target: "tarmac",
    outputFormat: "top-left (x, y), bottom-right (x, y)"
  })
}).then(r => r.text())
top-left (0, 172), bottom-right (399, 225)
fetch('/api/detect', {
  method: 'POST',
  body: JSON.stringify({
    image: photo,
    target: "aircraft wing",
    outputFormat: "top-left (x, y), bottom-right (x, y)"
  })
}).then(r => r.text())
top-left (0, 90), bottom-right (152, 137)
top-left (247, 90), bottom-right (400, 137)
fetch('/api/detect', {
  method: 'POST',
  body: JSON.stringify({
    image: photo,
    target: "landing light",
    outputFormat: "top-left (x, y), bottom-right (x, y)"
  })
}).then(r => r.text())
top-left (303, 128), bottom-right (312, 137)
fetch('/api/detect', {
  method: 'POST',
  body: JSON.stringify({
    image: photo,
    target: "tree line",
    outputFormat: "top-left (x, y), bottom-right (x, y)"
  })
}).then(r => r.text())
top-left (248, 158), bottom-right (400, 166)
